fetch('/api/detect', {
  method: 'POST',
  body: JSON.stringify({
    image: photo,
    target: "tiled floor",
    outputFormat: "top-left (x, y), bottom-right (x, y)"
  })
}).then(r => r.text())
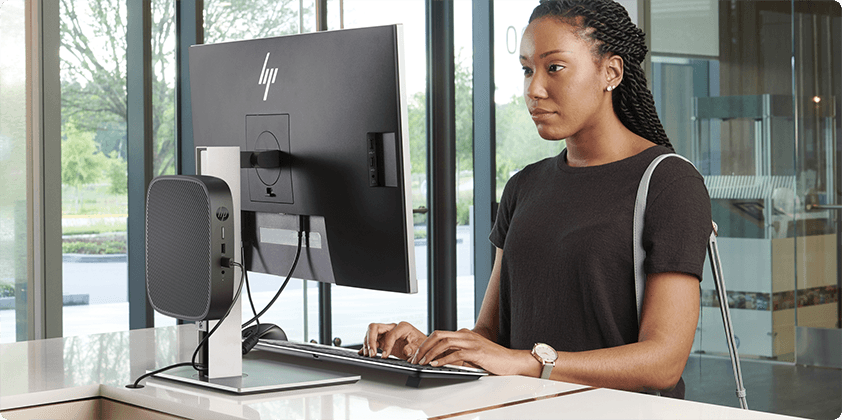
top-left (683, 354), bottom-right (842, 419)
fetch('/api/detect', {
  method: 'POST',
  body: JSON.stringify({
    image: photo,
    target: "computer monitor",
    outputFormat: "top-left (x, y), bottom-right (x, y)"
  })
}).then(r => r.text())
top-left (188, 24), bottom-right (416, 295)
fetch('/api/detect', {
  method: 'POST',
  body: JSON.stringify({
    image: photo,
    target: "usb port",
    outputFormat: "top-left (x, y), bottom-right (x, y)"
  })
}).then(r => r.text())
top-left (221, 243), bottom-right (226, 255)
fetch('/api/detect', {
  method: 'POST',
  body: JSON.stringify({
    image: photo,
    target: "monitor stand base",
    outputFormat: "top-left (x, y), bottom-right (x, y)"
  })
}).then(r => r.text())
top-left (153, 357), bottom-right (359, 395)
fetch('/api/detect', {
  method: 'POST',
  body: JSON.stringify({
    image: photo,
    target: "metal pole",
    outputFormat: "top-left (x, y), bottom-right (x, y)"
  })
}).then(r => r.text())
top-left (708, 222), bottom-right (748, 409)
top-left (426, 0), bottom-right (457, 332)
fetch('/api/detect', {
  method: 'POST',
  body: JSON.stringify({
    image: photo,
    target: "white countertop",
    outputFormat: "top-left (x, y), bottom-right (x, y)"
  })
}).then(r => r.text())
top-left (0, 325), bottom-right (802, 419)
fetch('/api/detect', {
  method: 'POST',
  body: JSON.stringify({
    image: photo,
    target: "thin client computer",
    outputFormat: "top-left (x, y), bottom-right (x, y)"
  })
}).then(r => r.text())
top-left (149, 24), bottom-right (416, 392)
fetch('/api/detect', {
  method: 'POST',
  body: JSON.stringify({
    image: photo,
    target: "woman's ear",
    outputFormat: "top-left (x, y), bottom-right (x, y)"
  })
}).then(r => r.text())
top-left (604, 54), bottom-right (624, 92)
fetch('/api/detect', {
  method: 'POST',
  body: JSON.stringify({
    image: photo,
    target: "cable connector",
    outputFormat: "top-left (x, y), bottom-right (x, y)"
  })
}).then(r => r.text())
top-left (220, 257), bottom-right (234, 268)
top-left (242, 328), bottom-right (260, 355)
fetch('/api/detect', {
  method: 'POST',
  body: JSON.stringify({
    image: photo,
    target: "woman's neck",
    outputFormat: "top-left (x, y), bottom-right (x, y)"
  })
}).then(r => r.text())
top-left (564, 120), bottom-right (655, 167)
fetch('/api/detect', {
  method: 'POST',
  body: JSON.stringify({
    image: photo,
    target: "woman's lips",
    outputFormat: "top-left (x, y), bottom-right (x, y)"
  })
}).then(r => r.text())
top-left (530, 108), bottom-right (555, 122)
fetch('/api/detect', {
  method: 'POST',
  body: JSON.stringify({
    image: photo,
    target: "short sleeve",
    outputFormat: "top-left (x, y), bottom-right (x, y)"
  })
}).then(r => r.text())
top-left (489, 171), bottom-right (521, 249)
top-left (642, 160), bottom-right (712, 282)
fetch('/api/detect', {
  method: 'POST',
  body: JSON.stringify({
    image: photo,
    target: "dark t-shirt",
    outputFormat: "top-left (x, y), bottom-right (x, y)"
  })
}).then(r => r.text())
top-left (489, 145), bottom-right (711, 399)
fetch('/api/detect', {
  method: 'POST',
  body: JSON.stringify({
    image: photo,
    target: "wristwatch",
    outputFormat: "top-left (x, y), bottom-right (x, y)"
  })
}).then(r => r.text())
top-left (531, 342), bottom-right (557, 379)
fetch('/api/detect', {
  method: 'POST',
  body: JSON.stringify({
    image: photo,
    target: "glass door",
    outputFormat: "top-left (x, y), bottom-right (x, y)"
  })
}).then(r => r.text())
top-left (792, 3), bottom-right (841, 368)
top-left (0, 0), bottom-right (28, 343)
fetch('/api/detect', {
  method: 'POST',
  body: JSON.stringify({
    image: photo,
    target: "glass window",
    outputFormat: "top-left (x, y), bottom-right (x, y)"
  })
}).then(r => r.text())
top-left (493, 1), bottom-right (565, 201)
top-left (60, 0), bottom-right (130, 337)
top-left (204, 0), bottom-right (312, 44)
top-left (0, 0), bottom-right (27, 343)
top-left (331, 0), bottom-right (429, 343)
top-left (203, 0), bottom-right (316, 341)
top-left (649, 2), bottom-right (841, 413)
top-left (152, 0), bottom-right (178, 327)
top-left (454, 0), bottom-right (475, 329)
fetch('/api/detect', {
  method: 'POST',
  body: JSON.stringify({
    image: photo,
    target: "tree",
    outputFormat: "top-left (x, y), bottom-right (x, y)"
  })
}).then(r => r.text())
top-left (105, 150), bottom-right (128, 195)
top-left (495, 94), bottom-right (565, 186)
top-left (59, 0), bottom-right (308, 180)
top-left (61, 121), bottom-right (108, 213)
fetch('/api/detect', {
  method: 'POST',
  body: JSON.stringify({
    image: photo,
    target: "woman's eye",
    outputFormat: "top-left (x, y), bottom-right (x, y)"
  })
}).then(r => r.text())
top-left (522, 66), bottom-right (533, 76)
top-left (548, 64), bottom-right (564, 72)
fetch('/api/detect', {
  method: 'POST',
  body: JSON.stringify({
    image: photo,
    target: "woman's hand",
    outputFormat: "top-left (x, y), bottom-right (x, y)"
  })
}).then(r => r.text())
top-left (410, 328), bottom-right (533, 376)
top-left (359, 321), bottom-right (427, 360)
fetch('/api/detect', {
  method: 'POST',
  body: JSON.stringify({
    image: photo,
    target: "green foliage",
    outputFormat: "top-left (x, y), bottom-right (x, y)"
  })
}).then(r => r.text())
top-left (406, 50), bottom-right (474, 177)
top-left (0, 282), bottom-right (14, 298)
top-left (105, 150), bottom-right (127, 195)
top-left (62, 232), bottom-right (126, 254)
top-left (454, 49), bottom-right (474, 175)
top-left (495, 94), bottom-right (565, 186)
top-left (407, 92), bottom-right (427, 176)
top-left (56, 0), bottom-right (560, 216)
top-left (61, 122), bottom-right (109, 212)
top-left (204, 0), bottom-right (306, 43)
top-left (60, 0), bottom-right (308, 179)
top-left (62, 222), bottom-right (126, 236)
top-left (60, 182), bottom-right (127, 217)
top-left (62, 240), bottom-right (126, 255)
top-left (456, 191), bottom-right (473, 226)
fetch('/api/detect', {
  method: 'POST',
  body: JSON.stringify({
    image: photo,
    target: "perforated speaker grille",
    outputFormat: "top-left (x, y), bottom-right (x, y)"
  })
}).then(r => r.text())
top-left (146, 177), bottom-right (212, 320)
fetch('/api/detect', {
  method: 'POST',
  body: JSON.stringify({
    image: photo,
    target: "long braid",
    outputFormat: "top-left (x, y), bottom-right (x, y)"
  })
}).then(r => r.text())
top-left (529, 0), bottom-right (674, 151)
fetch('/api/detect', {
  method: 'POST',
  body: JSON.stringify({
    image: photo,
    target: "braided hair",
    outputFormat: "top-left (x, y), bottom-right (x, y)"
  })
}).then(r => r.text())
top-left (529, 0), bottom-right (673, 151)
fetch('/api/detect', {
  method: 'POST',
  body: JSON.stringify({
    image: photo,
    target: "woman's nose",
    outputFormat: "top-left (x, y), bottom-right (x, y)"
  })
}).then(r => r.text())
top-left (525, 73), bottom-right (548, 100)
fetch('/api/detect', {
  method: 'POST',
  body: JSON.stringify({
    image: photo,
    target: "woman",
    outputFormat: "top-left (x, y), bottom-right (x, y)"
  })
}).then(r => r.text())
top-left (360, 0), bottom-right (711, 399)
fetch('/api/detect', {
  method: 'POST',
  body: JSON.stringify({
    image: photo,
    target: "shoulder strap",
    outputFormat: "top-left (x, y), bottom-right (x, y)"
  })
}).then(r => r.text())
top-left (633, 153), bottom-right (694, 326)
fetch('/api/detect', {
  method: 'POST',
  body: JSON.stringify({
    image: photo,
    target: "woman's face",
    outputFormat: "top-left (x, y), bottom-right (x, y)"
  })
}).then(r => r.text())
top-left (520, 17), bottom-right (612, 141)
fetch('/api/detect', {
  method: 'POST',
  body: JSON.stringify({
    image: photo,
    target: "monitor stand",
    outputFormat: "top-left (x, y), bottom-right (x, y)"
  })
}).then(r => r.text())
top-left (150, 146), bottom-right (359, 394)
top-left (154, 353), bottom-right (359, 394)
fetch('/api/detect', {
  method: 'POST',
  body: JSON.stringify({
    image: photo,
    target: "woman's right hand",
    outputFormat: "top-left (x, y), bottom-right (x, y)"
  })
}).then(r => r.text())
top-left (359, 321), bottom-right (427, 360)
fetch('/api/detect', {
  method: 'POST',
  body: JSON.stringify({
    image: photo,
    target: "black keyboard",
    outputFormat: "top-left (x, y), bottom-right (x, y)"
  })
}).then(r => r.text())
top-left (256, 339), bottom-right (487, 387)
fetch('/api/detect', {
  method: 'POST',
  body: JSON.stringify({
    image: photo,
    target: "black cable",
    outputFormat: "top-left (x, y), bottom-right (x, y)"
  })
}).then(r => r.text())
top-left (242, 244), bottom-right (263, 355)
top-left (126, 259), bottom-right (246, 389)
top-left (126, 362), bottom-right (194, 389)
top-left (241, 230), bottom-right (303, 328)
top-left (245, 266), bottom-right (260, 328)
top-left (191, 260), bottom-right (246, 372)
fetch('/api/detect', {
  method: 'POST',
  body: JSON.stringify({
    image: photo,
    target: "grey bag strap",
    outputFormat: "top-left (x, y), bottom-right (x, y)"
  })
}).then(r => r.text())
top-left (633, 153), bottom-right (693, 325)
top-left (632, 153), bottom-right (748, 408)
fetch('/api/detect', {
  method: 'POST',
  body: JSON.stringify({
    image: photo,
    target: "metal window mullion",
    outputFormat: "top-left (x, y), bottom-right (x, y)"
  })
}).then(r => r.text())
top-left (472, 0), bottom-right (495, 322)
top-left (315, 0), bottom-right (333, 345)
top-left (176, 0), bottom-right (203, 176)
top-left (427, 0), bottom-right (457, 333)
top-left (27, 0), bottom-right (63, 340)
top-left (127, 0), bottom-right (154, 330)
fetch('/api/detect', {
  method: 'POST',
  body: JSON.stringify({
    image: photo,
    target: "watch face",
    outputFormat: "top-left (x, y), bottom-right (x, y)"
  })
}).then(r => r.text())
top-left (535, 343), bottom-right (558, 362)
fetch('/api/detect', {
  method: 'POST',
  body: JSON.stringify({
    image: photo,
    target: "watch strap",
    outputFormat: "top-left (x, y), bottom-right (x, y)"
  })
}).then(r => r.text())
top-left (539, 361), bottom-right (554, 379)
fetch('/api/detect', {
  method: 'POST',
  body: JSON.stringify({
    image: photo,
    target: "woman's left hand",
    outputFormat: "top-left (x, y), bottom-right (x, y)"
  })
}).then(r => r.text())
top-left (410, 328), bottom-right (532, 376)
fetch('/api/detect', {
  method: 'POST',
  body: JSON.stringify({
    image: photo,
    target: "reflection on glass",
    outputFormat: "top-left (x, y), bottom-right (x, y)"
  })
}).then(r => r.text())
top-left (331, 0), bottom-right (430, 342)
top-left (60, 0), bottom-right (130, 337)
top-left (493, 1), bottom-right (565, 201)
top-left (454, 0), bottom-right (476, 329)
top-left (152, 0), bottom-right (178, 328)
top-left (653, 2), bottom-right (840, 367)
top-left (0, 0), bottom-right (28, 343)
top-left (792, 7), bottom-right (840, 346)
top-left (204, 0), bottom-right (311, 43)
top-left (152, 1), bottom-right (177, 179)
top-left (203, 0), bottom-right (313, 341)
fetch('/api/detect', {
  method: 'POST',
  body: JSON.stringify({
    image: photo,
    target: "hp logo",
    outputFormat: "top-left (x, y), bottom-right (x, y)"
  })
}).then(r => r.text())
top-left (258, 52), bottom-right (278, 101)
top-left (216, 207), bottom-right (230, 222)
